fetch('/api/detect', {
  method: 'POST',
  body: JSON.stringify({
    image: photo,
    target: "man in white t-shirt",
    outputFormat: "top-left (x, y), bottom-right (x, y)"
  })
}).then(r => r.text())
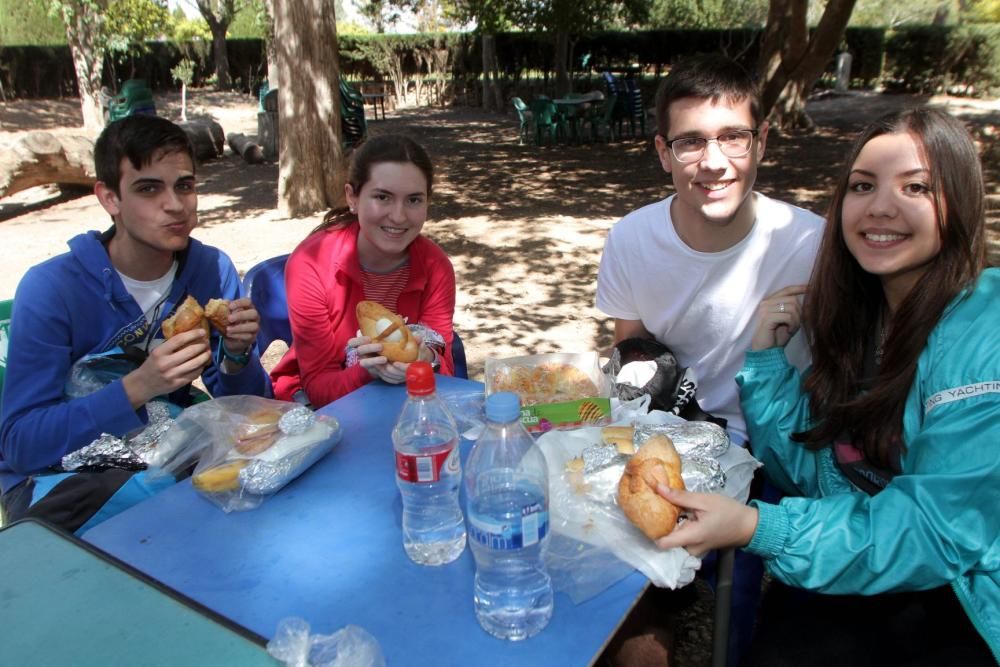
top-left (596, 55), bottom-right (823, 443)
top-left (595, 55), bottom-right (823, 665)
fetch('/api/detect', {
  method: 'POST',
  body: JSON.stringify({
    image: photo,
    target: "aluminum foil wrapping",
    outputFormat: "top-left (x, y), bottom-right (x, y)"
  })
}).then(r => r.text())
top-left (582, 442), bottom-right (627, 474)
top-left (636, 421), bottom-right (730, 458)
top-left (60, 400), bottom-right (174, 472)
top-left (239, 419), bottom-right (339, 495)
top-left (408, 323), bottom-right (446, 354)
top-left (680, 455), bottom-right (726, 493)
top-left (278, 406), bottom-right (315, 435)
top-left (61, 434), bottom-right (143, 472)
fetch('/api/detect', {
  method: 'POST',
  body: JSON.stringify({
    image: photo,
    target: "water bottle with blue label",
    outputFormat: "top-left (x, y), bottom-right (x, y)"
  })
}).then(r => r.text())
top-left (465, 391), bottom-right (553, 640)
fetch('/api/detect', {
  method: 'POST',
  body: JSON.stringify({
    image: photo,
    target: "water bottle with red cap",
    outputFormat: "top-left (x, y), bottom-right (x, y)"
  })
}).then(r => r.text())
top-left (391, 361), bottom-right (467, 565)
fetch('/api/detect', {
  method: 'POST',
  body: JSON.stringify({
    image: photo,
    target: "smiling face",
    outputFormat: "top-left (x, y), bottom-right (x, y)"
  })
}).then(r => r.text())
top-left (841, 131), bottom-right (942, 310)
top-left (655, 95), bottom-right (767, 252)
top-left (347, 161), bottom-right (429, 271)
top-left (95, 149), bottom-right (198, 279)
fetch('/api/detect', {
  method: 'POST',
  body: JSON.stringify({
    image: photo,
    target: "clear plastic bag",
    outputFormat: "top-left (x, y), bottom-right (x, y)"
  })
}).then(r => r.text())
top-left (148, 396), bottom-right (341, 512)
top-left (538, 412), bottom-right (761, 594)
top-left (267, 618), bottom-right (385, 667)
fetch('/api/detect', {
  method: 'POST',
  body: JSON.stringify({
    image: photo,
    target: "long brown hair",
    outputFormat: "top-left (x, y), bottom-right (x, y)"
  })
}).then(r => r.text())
top-left (795, 108), bottom-right (986, 467)
top-left (312, 134), bottom-right (434, 234)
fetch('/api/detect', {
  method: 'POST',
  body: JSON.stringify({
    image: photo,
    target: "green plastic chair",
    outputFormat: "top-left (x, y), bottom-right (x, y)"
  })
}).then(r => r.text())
top-left (340, 79), bottom-right (368, 149)
top-left (511, 97), bottom-right (533, 145)
top-left (0, 299), bottom-right (12, 406)
top-left (530, 98), bottom-right (561, 146)
top-left (108, 80), bottom-right (156, 122)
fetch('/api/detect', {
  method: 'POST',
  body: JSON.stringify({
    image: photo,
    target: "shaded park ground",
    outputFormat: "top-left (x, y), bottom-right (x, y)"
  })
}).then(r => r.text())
top-left (0, 89), bottom-right (998, 664)
top-left (2, 89), bottom-right (997, 383)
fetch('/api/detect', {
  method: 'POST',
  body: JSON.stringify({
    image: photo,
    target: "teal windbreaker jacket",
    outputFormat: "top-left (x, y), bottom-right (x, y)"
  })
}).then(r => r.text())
top-left (736, 268), bottom-right (1000, 661)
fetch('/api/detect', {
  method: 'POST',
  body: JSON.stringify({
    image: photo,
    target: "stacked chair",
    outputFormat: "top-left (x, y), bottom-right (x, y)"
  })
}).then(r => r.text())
top-left (340, 79), bottom-right (368, 150)
top-left (106, 80), bottom-right (157, 123)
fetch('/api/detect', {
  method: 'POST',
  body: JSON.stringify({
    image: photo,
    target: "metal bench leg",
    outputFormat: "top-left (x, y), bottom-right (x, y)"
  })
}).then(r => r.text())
top-left (712, 547), bottom-right (735, 667)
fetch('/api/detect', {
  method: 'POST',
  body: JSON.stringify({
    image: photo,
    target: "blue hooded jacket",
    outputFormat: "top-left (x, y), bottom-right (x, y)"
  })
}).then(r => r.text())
top-left (737, 268), bottom-right (1000, 661)
top-left (0, 230), bottom-right (272, 493)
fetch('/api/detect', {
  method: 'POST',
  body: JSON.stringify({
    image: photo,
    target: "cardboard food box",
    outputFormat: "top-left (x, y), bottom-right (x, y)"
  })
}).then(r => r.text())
top-left (485, 352), bottom-right (612, 434)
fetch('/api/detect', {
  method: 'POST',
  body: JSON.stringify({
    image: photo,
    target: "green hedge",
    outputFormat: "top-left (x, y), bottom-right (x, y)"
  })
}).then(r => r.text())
top-left (2, 25), bottom-right (998, 100)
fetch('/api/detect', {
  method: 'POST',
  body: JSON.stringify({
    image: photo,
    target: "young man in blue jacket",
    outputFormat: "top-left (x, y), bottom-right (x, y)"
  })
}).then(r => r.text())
top-left (0, 115), bottom-right (271, 532)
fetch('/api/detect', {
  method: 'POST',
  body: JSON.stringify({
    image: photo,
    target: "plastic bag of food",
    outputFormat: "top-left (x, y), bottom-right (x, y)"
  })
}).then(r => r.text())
top-left (485, 351), bottom-right (612, 433)
top-left (538, 412), bottom-right (760, 591)
top-left (148, 396), bottom-right (341, 512)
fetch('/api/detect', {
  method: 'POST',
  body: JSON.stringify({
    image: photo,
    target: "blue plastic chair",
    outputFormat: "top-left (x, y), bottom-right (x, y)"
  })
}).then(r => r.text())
top-left (243, 255), bottom-right (469, 379)
top-left (244, 254), bottom-right (292, 354)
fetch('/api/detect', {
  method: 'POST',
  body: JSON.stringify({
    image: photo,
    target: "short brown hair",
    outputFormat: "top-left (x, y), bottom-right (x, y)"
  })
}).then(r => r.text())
top-left (654, 54), bottom-right (762, 138)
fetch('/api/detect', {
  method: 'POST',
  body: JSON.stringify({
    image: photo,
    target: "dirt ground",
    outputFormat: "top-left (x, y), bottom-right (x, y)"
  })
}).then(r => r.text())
top-left (1, 89), bottom-right (998, 665)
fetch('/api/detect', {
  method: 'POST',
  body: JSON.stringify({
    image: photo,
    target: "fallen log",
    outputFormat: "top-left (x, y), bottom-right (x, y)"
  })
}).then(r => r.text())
top-left (178, 119), bottom-right (225, 162)
top-left (0, 132), bottom-right (96, 200)
top-left (227, 132), bottom-right (264, 165)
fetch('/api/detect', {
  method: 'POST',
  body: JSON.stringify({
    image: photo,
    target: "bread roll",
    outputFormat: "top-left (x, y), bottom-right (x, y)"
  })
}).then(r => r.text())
top-left (602, 425), bottom-right (635, 455)
top-left (204, 298), bottom-right (230, 334)
top-left (356, 300), bottom-right (419, 363)
top-left (161, 295), bottom-right (210, 339)
top-left (618, 435), bottom-right (685, 540)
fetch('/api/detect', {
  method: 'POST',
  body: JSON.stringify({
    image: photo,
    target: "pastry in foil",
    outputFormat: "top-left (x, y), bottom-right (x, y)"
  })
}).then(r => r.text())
top-left (636, 421), bottom-right (730, 459)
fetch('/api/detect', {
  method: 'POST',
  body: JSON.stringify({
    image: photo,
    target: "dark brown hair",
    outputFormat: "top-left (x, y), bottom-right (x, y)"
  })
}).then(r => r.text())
top-left (95, 115), bottom-right (195, 196)
top-left (654, 54), bottom-right (762, 139)
top-left (796, 107), bottom-right (986, 467)
top-left (312, 134), bottom-right (434, 234)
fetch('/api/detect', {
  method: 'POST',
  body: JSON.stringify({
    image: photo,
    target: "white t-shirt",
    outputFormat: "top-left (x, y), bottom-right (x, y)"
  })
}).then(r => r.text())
top-left (118, 261), bottom-right (178, 348)
top-left (596, 193), bottom-right (824, 442)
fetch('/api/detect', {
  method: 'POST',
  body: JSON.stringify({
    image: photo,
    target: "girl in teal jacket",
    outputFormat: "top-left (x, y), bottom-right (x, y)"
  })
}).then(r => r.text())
top-left (656, 108), bottom-right (998, 664)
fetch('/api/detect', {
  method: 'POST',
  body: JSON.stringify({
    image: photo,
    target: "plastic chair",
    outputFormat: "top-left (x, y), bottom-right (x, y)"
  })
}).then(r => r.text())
top-left (339, 79), bottom-right (368, 150)
top-left (244, 254), bottom-right (292, 354)
top-left (511, 97), bottom-right (534, 145)
top-left (242, 255), bottom-right (469, 379)
top-left (623, 79), bottom-right (646, 138)
top-left (107, 79), bottom-right (156, 122)
top-left (0, 298), bottom-right (11, 406)
top-left (530, 98), bottom-right (561, 146)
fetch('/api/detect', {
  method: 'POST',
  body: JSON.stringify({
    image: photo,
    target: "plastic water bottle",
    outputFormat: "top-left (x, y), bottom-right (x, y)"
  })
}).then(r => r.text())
top-left (391, 361), bottom-right (466, 566)
top-left (465, 391), bottom-right (553, 640)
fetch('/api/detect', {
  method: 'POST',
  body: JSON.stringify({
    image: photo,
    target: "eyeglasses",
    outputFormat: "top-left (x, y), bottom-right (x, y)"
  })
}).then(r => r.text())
top-left (664, 129), bottom-right (760, 163)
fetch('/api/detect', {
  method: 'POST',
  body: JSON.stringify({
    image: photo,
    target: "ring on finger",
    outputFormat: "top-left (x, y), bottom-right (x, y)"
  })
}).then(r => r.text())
top-left (778, 302), bottom-right (786, 314)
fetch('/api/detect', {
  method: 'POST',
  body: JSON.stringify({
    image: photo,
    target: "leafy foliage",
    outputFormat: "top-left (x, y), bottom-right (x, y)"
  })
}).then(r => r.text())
top-left (0, 0), bottom-right (66, 46)
top-left (105, 0), bottom-right (170, 57)
top-left (648, 0), bottom-right (768, 29)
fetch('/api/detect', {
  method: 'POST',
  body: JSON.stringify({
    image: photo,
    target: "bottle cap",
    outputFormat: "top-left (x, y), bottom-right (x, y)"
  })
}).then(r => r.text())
top-left (405, 361), bottom-right (436, 396)
top-left (485, 392), bottom-right (521, 423)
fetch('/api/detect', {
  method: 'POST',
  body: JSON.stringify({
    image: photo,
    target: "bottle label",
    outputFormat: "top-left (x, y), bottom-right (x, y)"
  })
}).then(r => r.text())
top-left (395, 443), bottom-right (458, 483)
top-left (468, 503), bottom-right (549, 550)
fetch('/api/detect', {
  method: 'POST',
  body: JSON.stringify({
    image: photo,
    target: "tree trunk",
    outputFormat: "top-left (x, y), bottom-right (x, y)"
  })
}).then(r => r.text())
top-left (0, 132), bottom-right (96, 199)
top-left (60, 0), bottom-right (107, 131)
top-left (208, 20), bottom-right (233, 90)
top-left (758, 0), bottom-right (858, 131)
top-left (272, 0), bottom-right (343, 216)
top-left (481, 33), bottom-right (502, 112)
top-left (554, 30), bottom-right (570, 97)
